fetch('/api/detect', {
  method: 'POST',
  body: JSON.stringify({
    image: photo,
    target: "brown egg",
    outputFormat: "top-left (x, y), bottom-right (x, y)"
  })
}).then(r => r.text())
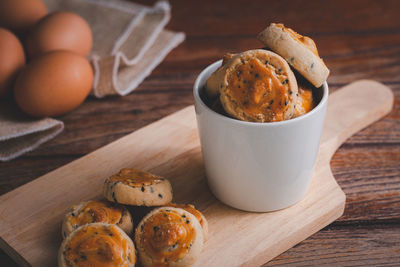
top-left (0, 0), bottom-right (47, 36)
top-left (26, 12), bottom-right (92, 59)
top-left (14, 51), bottom-right (93, 117)
top-left (0, 28), bottom-right (26, 98)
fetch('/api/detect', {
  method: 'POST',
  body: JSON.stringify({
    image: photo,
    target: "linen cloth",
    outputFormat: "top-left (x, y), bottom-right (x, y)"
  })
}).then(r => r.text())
top-left (0, 0), bottom-right (184, 161)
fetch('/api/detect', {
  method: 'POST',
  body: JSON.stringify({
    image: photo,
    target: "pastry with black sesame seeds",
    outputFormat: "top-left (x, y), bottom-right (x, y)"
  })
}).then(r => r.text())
top-left (135, 207), bottom-right (204, 267)
top-left (293, 72), bottom-right (317, 118)
top-left (104, 168), bottom-right (173, 206)
top-left (61, 199), bottom-right (133, 238)
top-left (208, 49), bottom-right (298, 122)
top-left (257, 23), bottom-right (329, 88)
top-left (205, 52), bottom-right (236, 98)
top-left (58, 223), bottom-right (136, 267)
top-left (165, 203), bottom-right (208, 240)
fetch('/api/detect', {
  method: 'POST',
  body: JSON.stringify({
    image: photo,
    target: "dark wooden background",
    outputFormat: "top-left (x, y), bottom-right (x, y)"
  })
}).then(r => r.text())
top-left (1, 0), bottom-right (400, 265)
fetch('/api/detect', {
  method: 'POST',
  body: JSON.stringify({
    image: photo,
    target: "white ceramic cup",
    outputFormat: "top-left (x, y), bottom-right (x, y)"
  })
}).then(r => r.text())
top-left (193, 60), bottom-right (329, 212)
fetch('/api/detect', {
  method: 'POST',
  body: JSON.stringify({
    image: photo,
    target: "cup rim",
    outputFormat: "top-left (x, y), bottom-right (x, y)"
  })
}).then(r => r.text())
top-left (193, 60), bottom-right (329, 127)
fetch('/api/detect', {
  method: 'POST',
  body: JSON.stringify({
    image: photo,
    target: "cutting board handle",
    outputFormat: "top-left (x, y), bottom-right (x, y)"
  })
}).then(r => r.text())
top-left (320, 79), bottom-right (394, 159)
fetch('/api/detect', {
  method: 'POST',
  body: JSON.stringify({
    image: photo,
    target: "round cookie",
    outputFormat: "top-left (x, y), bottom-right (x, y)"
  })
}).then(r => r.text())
top-left (257, 23), bottom-right (329, 88)
top-left (58, 223), bottom-right (136, 267)
top-left (165, 203), bottom-right (208, 239)
top-left (135, 207), bottom-right (204, 267)
top-left (216, 49), bottom-right (298, 122)
top-left (61, 199), bottom-right (133, 238)
top-left (104, 168), bottom-right (173, 206)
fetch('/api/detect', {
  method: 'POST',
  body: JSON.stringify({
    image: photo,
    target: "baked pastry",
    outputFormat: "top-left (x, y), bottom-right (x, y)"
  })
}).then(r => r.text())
top-left (206, 53), bottom-right (236, 98)
top-left (165, 203), bottom-right (208, 239)
top-left (58, 223), bottom-right (136, 267)
top-left (61, 199), bottom-right (133, 238)
top-left (135, 207), bottom-right (204, 267)
top-left (209, 49), bottom-right (298, 122)
top-left (294, 85), bottom-right (315, 117)
top-left (257, 23), bottom-right (329, 88)
top-left (294, 74), bottom-right (316, 117)
top-left (104, 168), bottom-right (173, 206)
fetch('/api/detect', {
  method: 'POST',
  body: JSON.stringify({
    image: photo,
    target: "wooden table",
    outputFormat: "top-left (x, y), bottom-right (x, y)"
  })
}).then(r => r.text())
top-left (1, 0), bottom-right (399, 265)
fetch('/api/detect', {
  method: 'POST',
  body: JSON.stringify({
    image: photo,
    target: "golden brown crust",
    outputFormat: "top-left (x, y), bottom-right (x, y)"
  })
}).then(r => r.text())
top-left (135, 207), bottom-right (204, 267)
top-left (205, 63), bottom-right (225, 99)
top-left (257, 23), bottom-right (329, 88)
top-left (104, 168), bottom-right (173, 206)
top-left (61, 200), bottom-right (133, 238)
top-left (205, 53), bottom-right (237, 99)
top-left (164, 203), bottom-right (208, 240)
top-left (294, 87), bottom-right (315, 118)
top-left (294, 76), bottom-right (316, 117)
top-left (58, 223), bottom-right (136, 267)
top-left (217, 49), bottom-right (298, 122)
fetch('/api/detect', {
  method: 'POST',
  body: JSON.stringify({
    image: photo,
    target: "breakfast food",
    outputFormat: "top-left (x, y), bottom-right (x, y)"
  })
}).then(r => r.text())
top-left (0, 5), bottom-right (94, 117)
top-left (58, 223), bottom-right (136, 267)
top-left (0, 28), bottom-right (25, 98)
top-left (207, 49), bottom-right (298, 122)
top-left (294, 74), bottom-right (316, 117)
top-left (26, 12), bottom-right (93, 58)
top-left (58, 167), bottom-right (207, 266)
top-left (61, 200), bottom-right (133, 238)
top-left (13, 50), bottom-right (93, 117)
top-left (204, 22), bottom-right (329, 123)
top-left (166, 203), bottom-right (208, 239)
top-left (0, 0), bottom-right (47, 36)
top-left (104, 168), bottom-right (173, 206)
top-left (135, 207), bottom-right (204, 267)
top-left (257, 23), bottom-right (329, 88)
top-left (205, 53), bottom-right (236, 98)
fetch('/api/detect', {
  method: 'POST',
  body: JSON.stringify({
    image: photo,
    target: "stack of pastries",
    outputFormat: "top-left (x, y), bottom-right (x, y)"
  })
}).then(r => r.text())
top-left (206, 23), bottom-right (329, 123)
top-left (58, 168), bottom-right (208, 267)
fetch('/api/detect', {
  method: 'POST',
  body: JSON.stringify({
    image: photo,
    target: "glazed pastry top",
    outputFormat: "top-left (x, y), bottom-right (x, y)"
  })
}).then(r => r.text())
top-left (109, 168), bottom-right (164, 187)
top-left (226, 57), bottom-right (293, 121)
top-left (166, 203), bottom-right (206, 230)
top-left (140, 208), bottom-right (196, 265)
top-left (63, 224), bottom-right (135, 267)
top-left (68, 200), bottom-right (123, 227)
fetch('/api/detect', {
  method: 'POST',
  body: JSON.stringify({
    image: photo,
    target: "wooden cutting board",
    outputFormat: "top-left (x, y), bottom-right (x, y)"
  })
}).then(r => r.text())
top-left (0, 80), bottom-right (393, 267)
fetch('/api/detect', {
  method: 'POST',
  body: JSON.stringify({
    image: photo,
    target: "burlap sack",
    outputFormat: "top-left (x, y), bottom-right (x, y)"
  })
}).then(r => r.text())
top-left (0, 0), bottom-right (184, 161)
top-left (44, 0), bottom-right (185, 97)
top-left (0, 101), bottom-right (64, 161)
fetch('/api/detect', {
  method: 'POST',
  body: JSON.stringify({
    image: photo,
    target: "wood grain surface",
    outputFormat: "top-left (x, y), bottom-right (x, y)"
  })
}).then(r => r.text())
top-left (1, 0), bottom-right (399, 266)
top-left (0, 80), bottom-right (391, 267)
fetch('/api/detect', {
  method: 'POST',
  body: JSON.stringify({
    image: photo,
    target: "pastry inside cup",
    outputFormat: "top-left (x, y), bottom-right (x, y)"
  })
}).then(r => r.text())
top-left (206, 49), bottom-right (298, 122)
